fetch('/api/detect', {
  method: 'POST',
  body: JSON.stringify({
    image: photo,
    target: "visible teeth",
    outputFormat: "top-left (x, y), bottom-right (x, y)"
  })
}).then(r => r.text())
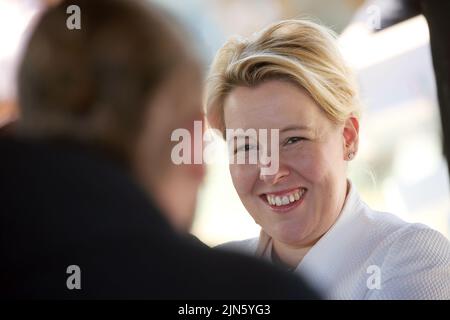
top-left (275, 197), bottom-right (282, 206)
top-left (289, 194), bottom-right (295, 203)
top-left (266, 188), bottom-right (306, 206)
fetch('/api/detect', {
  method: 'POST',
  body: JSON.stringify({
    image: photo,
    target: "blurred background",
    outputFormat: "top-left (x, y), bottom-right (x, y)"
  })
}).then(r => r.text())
top-left (1, 0), bottom-right (449, 245)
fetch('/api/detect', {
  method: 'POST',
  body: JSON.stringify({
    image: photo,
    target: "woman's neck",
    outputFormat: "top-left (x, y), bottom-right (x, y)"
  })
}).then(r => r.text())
top-left (271, 239), bottom-right (315, 270)
top-left (270, 180), bottom-right (351, 270)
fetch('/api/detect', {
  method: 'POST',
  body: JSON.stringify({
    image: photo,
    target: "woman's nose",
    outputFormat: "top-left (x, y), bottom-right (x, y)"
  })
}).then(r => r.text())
top-left (259, 163), bottom-right (290, 185)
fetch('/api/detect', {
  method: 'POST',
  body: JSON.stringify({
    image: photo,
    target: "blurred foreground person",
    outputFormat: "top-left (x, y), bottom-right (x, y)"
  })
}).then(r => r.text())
top-left (0, 0), bottom-right (318, 299)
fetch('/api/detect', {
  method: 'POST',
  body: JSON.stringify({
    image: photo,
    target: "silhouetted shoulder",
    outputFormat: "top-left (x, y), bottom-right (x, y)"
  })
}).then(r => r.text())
top-left (0, 138), bottom-right (319, 299)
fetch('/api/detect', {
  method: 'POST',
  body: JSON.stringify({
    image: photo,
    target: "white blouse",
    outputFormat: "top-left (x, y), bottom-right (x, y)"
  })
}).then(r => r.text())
top-left (217, 181), bottom-right (450, 299)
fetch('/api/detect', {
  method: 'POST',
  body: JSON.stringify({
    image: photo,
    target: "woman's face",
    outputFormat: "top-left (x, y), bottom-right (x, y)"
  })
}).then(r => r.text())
top-left (224, 80), bottom-right (357, 247)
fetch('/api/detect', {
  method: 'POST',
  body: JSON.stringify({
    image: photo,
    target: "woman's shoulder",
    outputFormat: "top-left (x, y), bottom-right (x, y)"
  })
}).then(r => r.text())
top-left (338, 193), bottom-right (450, 298)
top-left (349, 198), bottom-right (449, 261)
top-left (357, 202), bottom-right (449, 249)
top-left (215, 237), bottom-right (259, 256)
top-left (363, 206), bottom-right (450, 265)
top-left (366, 222), bottom-right (450, 299)
top-left (384, 222), bottom-right (450, 261)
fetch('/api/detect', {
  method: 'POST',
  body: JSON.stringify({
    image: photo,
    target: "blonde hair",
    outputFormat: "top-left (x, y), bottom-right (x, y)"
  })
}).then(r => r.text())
top-left (205, 19), bottom-right (361, 134)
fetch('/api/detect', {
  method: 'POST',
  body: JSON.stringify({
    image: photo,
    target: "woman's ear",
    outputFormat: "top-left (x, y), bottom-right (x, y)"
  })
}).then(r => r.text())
top-left (343, 116), bottom-right (359, 160)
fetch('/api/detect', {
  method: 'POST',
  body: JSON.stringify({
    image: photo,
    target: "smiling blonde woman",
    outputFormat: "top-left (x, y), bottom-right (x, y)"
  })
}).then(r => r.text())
top-left (205, 19), bottom-right (450, 299)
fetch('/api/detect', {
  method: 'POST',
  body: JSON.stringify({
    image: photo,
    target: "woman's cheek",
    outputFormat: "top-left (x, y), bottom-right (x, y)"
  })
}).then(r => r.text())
top-left (229, 164), bottom-right (258, 195)
top-left (304, 157), bottom-right (326, 182)
top-left (285, 149), bottom-right (322, 182)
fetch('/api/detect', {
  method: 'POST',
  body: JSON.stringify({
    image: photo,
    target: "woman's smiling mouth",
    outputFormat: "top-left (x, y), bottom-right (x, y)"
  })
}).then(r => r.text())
top-left (260, 187), bottom-right (307, 212)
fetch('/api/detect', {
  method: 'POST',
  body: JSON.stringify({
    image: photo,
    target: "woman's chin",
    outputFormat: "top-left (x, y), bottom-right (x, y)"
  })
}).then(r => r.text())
top-left (268, 221), bottom-right (311, 245)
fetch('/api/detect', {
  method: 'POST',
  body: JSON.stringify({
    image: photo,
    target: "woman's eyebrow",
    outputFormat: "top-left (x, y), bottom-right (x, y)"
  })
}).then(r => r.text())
top-left (225, 125), bottom-right (313, 141)
top-left (280, 125), bottom-right (313, 133)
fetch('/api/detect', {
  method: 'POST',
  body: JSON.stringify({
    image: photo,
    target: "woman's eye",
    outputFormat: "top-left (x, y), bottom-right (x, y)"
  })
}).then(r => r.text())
top-left (234, 144), bottom-right (257, 154)
top-left (284, 137), bottom-right (304, 145)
